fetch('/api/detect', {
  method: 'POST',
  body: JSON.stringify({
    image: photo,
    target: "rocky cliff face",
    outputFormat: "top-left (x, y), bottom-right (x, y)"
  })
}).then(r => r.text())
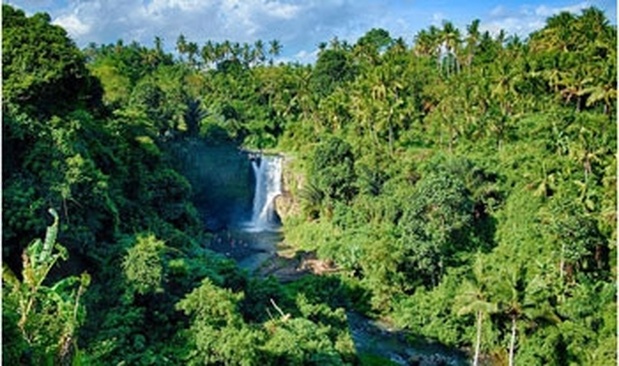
top-left (174, 139), bottom-right (254, 231)
top-left (274, 156), bottom-right (304, 224)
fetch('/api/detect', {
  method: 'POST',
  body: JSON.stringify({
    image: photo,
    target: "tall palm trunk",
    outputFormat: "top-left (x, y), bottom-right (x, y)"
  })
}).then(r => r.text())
top-left (474, 310), bottom-right (482, 366)
top-left (509, 315), bottom-right (517, 366)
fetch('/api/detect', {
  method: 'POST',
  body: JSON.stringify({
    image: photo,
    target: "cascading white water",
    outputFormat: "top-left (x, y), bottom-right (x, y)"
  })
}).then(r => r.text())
top-left (247, 155), bottom-right (282, 231)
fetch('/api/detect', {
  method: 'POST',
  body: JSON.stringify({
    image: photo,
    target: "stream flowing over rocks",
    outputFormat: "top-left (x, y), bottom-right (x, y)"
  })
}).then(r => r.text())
top-left (205, 151), bottom-right (468, 365)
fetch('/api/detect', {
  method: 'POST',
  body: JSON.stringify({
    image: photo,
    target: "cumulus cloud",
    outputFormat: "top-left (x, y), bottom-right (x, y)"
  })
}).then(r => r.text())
top-left (534, 2), bottom-right (591, 17)
top-left (5, 0), bottom-right (372, 61)
top-left (276, 49), bottom-right (320, 64)
top-left (7, 0), bottom-right (373, 63)
top-left (481, 1), bottom-right (592, 37)
top-left (4, 0), bottom-right (616, 63)
top-left (53, 13), bottom-right (92, 37)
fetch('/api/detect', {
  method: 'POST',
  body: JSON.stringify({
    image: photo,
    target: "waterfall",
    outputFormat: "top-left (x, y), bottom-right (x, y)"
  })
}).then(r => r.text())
top-left (247, 155), bottom-right (282, 231)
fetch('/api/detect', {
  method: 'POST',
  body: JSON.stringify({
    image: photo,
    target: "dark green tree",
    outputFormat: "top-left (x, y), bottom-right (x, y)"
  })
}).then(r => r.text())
top-left (2, 5), bottom-right (102, 117)
top-left (311, 49), bottom-right (355, 96)
top-left (309, 137), bottom-right (357, 205)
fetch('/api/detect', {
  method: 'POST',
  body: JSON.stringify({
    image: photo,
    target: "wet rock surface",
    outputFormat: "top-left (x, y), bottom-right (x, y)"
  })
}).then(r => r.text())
top-left (347, 312), bottom-right (468, 365)
top-left (204, 152), bottom-right (468, 365)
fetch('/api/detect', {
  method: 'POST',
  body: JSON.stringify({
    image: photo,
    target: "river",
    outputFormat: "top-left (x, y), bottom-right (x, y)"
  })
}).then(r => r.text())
top-left (195, 148), bottom-right (468, 365)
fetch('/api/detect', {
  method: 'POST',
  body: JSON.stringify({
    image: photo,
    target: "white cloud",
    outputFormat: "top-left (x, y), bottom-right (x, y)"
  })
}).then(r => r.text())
top-left (263, 2), bottom-right (301, 19)
top-left (482, 1), bottom-right (592, 37)
top-left (53, 13), bottom-right (91, 36)
top-left (276, 49), bottom-right (319, 65)
top-left (293, 49), bottom-right (319, 64)
top-left (5, 0), bottom-right (615, 63)
top-left (535, 2), bottom-right (590, 17)
top-left (24, 0), bottom-right (366, 62)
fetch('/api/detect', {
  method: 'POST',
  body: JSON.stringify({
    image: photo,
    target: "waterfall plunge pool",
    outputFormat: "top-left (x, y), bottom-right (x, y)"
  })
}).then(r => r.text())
top-left (206, 153), bottom-right (284, 272)
top-left (195, 148), bottom-right (468, 366)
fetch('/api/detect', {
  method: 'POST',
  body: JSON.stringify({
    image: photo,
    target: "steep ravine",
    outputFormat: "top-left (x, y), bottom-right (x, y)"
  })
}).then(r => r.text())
top-left (205, 152), bottom-right (468, 366)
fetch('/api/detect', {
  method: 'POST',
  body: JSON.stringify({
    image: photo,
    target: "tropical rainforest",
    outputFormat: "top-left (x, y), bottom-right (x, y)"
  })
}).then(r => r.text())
top-left (2, 3), bottom-right (616, 365)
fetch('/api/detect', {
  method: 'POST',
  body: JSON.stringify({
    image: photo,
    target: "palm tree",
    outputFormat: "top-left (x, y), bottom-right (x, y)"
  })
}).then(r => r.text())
top-left (231, 42), bottom-right (241, 61)
top-left (583, 82), bottom-right (617, 115)
top-left (268, 39), bottom-right (282, 65)
top-left (114, 39), bottom-right (124, 54)
top-left (414, 26), bottom-right (440, 63)
top-left (84, 42), bottom-right (98, 61)
top-left (176, 34), bottom-right (188, 61)
top-left (221, 40), bottom-right (232, 61)
top-left (318, 90), bottom-right (349, 132)
top-left (253, 39), bottom-right (265, 65)
top-left (142, 48), bottom-right (159, 69)
top-left (495, 29), bottom-right (507, 46)
top-left (201, 40), bottom-right (215, 67)
top-left (454, 254), bottom-right (497, 366)
top-left (289, 66), bottom-right (315, 121)
top-left (186, 41), bottom-right (198, 68)
top-left (154, 36), bottom-right (163, 54)
top-left (531, 12), bottom-right (576, 52)
top-left (413, 29), bottom-right (431, 55)
top-left (492, 257), bottom-right (563, 366)
top-left (350, 85), bottom-right (378, 147)
top-left (213, 42), bottom-right (225, 63)
top-left (329, 36), bottom-right (342, 50)
top-left (568, 125), bottom-right (604, 182)
top-left (526, 161), bottom-right (557, 198)
top-left (317, 41), bottom-right (327, 55)
top-left (440, 21), bottom-right (462, 76)
top-left (390, 37), bottom-right (407, 54)
top-left (464, 19), bottom-right (481, 68)
top-left (578, 7), bottom-right (609, 39)
top-left (184, 99), bottom-right (208, 136)
top-left (241, 42), bottom-right (253, 66)
top-left (492, 262), bottom-right (528, 366)
top-left (581, 56), bottom-right (617, 115)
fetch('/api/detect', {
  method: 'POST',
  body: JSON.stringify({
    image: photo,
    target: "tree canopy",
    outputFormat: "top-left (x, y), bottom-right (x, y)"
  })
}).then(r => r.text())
top-left (2, 4), bottom-right (616, 365)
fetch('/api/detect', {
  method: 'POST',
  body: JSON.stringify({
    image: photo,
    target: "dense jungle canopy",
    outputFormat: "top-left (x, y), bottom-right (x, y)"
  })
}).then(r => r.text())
top-left (2, 3), bottom-right (617, 365)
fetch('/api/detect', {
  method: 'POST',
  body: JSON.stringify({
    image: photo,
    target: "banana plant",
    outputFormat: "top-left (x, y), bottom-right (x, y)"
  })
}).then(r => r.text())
top-left (3, 208), bottom-right (90, 364)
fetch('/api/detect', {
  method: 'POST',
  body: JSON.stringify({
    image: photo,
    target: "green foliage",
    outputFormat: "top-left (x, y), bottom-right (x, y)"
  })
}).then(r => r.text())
top-left (311, 49), bottom-right (356, 96)
top-left (3, 209), bottom-right (90, 365)
top-left (176, 278), bottom-right (263, 365)
top-left (2, 5), bottom-right (101, 117)
top-left (284, 6), bottom-right (615, 364)
top-left (3, 3), bottom-right (616, 365)
top-left (398, 164), bottom-right (475, 286)
top-left (262, 317), bottom-right (347, 365)
top-left (122, 234), bottom-right (166, 295)
top-left (2, 180), bottom-right (47, 257)
top-left (310, 136), bottom-right (357, 205)
top-left (393, 270), bottom-right (468, 346)
top-left (89, 60), bottom-right (132, 106)
top-left (356, 28), bottom-right (393, 54)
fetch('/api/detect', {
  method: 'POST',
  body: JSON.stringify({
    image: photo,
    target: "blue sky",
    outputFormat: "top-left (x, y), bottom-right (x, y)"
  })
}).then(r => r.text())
top-left (4, 0), bottom-right (617, 63)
